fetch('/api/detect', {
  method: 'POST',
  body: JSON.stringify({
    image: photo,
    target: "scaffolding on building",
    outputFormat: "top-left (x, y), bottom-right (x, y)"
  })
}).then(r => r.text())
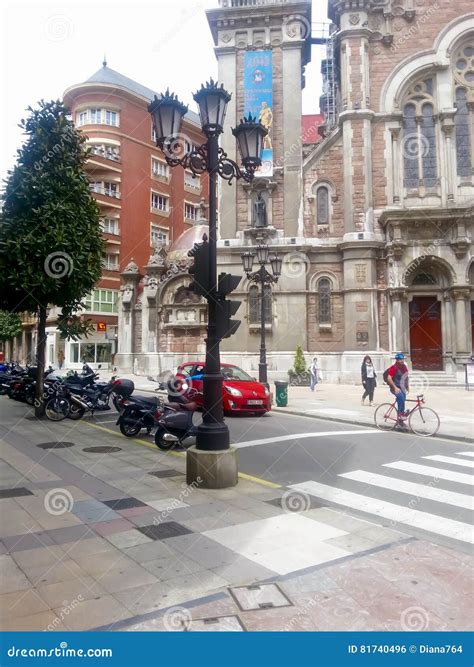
top-left (311, 22), bottom-right (339, 133)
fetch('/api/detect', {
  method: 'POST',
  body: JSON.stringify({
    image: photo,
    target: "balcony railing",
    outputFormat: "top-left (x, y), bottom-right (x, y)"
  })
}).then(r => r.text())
top-left (89, 146), bottom-right (121, 162)
top-left (90, 185), bottom-right (121, 199)
top-left (219, 0), bottom-right (299, 6)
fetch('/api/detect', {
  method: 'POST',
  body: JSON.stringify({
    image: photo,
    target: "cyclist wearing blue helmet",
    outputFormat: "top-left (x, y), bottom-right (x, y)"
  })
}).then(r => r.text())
top-left (386, 353), bottom-right (409, 426)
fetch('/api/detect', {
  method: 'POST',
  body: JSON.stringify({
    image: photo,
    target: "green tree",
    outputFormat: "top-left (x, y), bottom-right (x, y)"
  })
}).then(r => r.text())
top-left (0, 311), bottom-right (22, 342)
top-left (0, 100), bottom-right (104, 415)
top-left (293, 344), bottom-right (306, 375)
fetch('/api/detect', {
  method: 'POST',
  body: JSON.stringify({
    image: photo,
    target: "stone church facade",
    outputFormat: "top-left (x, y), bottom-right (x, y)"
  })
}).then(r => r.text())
top-left (117, 0), bottom-right (474, 384)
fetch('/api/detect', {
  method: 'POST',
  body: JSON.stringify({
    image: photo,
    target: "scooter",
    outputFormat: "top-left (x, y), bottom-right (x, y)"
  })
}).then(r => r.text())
top-left (116, 394), bottom-right (165, 437)
top-left (154, 390), bottom-right (202, 451)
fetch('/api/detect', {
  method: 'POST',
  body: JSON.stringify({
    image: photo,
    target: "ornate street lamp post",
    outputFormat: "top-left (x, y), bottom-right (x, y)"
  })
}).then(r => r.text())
top-left (149, 82), bottom-right (267, 456)
top-left (241, 245), bottom-right (282, 386)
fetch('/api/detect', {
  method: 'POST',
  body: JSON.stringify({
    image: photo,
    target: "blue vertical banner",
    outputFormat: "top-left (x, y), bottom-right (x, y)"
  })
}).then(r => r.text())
top-left (244, 50), bottom-right (273, 178)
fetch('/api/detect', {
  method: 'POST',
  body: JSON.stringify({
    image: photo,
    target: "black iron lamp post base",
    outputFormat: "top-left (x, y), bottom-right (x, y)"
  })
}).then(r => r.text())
top-left (195, 421), bottom-right (230, 452)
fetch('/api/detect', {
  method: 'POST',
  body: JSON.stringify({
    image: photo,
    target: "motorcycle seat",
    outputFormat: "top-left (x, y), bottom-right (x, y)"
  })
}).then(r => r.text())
top-left (134, 395), bottom-right (160, 406)
top-left (165, 401), bottom-right (197, 412)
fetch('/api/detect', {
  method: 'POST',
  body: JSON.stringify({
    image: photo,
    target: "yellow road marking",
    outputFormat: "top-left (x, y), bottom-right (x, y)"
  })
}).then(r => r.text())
top-left (81, 421), bottom-right (280, 486)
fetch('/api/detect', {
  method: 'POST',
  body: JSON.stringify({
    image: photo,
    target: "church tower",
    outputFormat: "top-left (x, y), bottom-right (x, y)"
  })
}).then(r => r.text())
top-left (206, 0), bottom-right (313, 365)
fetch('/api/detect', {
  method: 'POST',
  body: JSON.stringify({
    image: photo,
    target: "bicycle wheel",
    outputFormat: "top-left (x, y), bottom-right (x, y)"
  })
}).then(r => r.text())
top-left (45, 397), bottom-right (70, 421)
top-left (408, 406), bottom-right (440, 437)
top-left (374, 403), bottom-right (398, 431)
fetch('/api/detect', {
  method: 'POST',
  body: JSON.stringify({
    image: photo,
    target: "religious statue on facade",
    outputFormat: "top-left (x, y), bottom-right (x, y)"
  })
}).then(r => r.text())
top-left (253, 192), bottom-right (268, 228)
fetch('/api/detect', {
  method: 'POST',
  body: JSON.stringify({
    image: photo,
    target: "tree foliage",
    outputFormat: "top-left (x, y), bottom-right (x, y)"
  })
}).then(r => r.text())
top-left (0, 311), bottom-right (22, 342)
top-left (0, 99), bottom-right (104, 315)
top-left (0, 100), bottom-right (104, 413)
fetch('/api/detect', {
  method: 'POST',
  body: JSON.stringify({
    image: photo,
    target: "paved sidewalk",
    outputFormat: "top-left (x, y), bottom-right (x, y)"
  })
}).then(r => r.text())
top-left (274, 383), bottom-right (474, 442)
top-left (1, 400), bottom-right (472, 632)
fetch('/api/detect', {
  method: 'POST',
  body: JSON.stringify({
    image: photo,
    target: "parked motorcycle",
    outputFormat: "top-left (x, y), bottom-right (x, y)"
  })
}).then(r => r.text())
top-left (116, 393), bottom-right (164, 437)
top-left (154, 390), bottom-right (202, 451)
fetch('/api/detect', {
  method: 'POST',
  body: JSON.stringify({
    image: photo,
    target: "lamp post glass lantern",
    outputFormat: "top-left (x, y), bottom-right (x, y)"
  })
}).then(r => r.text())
top-left (149, 82), bottom-right (266, 454)
top-left (241, 243), bottom-right (281, 386)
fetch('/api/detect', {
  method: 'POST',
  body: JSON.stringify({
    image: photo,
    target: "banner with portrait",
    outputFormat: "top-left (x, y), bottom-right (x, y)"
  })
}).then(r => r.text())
top-left (243, 50), bottom-right (273, 178)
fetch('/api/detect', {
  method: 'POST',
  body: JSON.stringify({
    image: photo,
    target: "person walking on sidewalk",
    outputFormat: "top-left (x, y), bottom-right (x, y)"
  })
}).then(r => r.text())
top-left (309, 357), bottom-right (320, 392)
top-left (386, 353), bottom-right (410, 427)
top-left (361, 355), bottom-right (377, 406)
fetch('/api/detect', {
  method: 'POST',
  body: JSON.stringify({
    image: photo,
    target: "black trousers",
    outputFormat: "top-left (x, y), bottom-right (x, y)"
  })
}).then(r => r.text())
top-left (362, 378), bottom-right (376, 402)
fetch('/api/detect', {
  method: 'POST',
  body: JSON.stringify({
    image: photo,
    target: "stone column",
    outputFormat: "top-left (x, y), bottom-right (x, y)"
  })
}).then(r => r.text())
top-left (453, 289), bottom-right (470, 356)
top-left (389, 127), bottom-right (402, 205)
top-left (116, 261), bottom-right (142, 370)
top-left (441, 118), bottom-right (456, 203)
top-left (390, 289), bottom-right (407, 353)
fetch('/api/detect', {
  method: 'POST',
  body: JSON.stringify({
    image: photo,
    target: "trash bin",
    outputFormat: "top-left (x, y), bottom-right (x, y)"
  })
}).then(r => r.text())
top-left (274, 381), bottom-right (288, 407)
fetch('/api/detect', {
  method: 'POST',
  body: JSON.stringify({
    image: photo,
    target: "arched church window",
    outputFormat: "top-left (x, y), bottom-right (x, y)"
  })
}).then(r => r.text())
top-left (316, 186), bottom-right (329, 225)
top-left (453, 41), bottom-right (474, 178)
top-left (402, 78), bottom-right (438, 188)
top-left (317, 277), bottom-right (332, 324)
top-left (249, 285), bottom-right (272, 324)
top-left (412, 271), bottom-right (437, 285)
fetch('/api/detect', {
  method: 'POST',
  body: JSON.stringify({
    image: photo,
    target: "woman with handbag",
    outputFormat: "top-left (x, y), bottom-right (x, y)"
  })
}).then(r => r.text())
top-left (361, 355), bottom-right (377, 406)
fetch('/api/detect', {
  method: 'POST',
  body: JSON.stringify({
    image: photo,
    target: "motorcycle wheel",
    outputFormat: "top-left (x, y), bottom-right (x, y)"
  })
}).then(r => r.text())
top-left (45, 397), bottom-right (70, 421)
top-left (112, 395), bottom-right (122, 412)
top-left (154, 427), bottom-right (177, 451)
top-left (25, 391), bottom-right (35, 406)
top-left (119, 420), bottom-right (141, 437)
top-left (67, 403), bottom-right (85, 420)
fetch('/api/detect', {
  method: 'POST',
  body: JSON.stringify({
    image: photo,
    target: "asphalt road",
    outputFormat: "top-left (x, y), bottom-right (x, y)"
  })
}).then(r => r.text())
top-left (1, 399), bottom-right (472, 552)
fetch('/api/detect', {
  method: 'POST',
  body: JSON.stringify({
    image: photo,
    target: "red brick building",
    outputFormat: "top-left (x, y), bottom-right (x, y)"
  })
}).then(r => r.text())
top-left (30, 63), bottom-right (208, 368)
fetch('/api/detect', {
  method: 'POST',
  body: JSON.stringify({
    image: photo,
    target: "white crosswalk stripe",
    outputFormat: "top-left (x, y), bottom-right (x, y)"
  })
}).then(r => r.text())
top-left (383, 461), bottom-right (474, 486)
top-left (290, 480), bottom-right (474, 545)
top-left (423, 455), bottom-right (474, 469)
top-left (457, 451), bottom-right (474, 458)
top-left (339, 469), bottom-right (473, 510)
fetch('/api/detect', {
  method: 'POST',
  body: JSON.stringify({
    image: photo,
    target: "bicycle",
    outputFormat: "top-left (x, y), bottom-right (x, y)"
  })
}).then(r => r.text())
top-left (374, 393), bottom-right (440, 437)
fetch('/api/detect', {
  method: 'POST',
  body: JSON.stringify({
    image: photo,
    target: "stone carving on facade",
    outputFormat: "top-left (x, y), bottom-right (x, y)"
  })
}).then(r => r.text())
top-left (388, 258), bottom-right (402, 288)
top-left (120, 284), bottom-right (134, 309)
top-left (349, 14), bottom-right (360, 24)
top-left (123, 259), bottom-right (139, 274)
top-left (147, 248), bottom-right (165, 267)
top-left (253, 192), bottom-right (268, 228)
top-left (144, 275), bottom-right (159, 303)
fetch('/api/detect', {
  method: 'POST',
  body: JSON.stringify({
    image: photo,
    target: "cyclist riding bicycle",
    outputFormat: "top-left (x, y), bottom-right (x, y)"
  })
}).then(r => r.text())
top-left (386, 353), bottom-right (410, 428)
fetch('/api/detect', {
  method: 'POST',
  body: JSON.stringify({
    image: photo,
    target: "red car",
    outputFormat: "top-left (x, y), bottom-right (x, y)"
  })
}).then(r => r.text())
top-left (175, 362), bottom-right (271, 415)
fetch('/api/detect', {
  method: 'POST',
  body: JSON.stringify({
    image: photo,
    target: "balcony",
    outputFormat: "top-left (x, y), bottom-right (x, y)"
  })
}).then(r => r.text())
top-left (218, 0), bottom-right (299, 6)
top-left (90, 184), bottom-right (121, 200)
top-left (89, 145), bottom-right (121, 163)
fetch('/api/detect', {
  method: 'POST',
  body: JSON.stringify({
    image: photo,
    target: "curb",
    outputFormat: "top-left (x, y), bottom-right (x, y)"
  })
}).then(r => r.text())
top-left (272, 407), bottom-right (473, 445)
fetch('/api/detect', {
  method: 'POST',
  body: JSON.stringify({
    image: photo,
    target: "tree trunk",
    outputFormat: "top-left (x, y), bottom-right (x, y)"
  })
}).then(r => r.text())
top-left (34, 305), bottom-right (47, 418)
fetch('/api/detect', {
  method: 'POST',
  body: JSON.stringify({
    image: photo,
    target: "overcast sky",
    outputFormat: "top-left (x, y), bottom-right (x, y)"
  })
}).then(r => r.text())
top-left (0, 0), bottom-right (328, 182)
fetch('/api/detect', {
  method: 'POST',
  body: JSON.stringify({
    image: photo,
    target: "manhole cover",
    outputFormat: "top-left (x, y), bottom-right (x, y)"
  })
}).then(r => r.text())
top-left (37, 442), bottom-right (75, 449)
top-left (83, 446), bottom-right (122, 453)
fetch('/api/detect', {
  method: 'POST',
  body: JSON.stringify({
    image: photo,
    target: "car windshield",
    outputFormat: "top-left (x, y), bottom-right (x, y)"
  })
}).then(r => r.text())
top-left (222, 366), bottom-right (254, 381)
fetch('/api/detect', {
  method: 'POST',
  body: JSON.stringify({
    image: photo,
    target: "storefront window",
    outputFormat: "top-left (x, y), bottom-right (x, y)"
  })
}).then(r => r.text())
top-left (96, 344), bottom-right (112, 363)
top-left (81, 344), bottom-right (95, 363)
top-left (70, 343), bottom-right (79, 363)
top-left (69, 342), bottom-right (112, 364)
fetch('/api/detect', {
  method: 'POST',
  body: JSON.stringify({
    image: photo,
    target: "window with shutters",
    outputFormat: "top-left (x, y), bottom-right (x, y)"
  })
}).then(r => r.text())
top-left (249, 285), bottom-right (272, 325)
